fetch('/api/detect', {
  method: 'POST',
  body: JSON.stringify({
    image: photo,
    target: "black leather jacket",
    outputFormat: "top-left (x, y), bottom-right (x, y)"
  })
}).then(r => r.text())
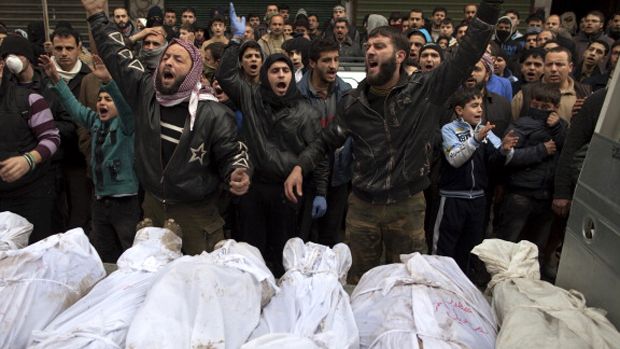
top-left (298, 16), bottom-right (497, 204)
top-left (88, 13), bottom-right (250, 204)
top-left (216, 42), bottom-right (328, 196)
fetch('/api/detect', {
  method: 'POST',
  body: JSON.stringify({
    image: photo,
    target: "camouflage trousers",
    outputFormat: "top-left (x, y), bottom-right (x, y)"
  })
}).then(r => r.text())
top-left (345, 191), bottom-right (427, 284)
top-left (143, 192), bottom-right (225, 255)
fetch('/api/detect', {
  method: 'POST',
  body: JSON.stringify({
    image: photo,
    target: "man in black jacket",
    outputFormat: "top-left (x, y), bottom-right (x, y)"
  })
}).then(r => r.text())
top-left (285, 0), bottom-right (503, 282)
top-left (216, 4), bottom-right (328, 276)
top-left (82, 0), bottom-right (251, 255)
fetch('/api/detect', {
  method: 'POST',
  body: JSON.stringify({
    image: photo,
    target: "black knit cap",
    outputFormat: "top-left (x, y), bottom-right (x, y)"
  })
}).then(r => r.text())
top-left (0, 34), bottom-right (35, 63)
top-left (420, 43), bottom-right (443, 61)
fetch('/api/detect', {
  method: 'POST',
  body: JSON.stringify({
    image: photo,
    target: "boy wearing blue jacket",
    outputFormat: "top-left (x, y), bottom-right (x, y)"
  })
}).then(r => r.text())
top-left (40, 54), bottom-right (139, 262)
top-left (434, 88), bottom-right (517, 274)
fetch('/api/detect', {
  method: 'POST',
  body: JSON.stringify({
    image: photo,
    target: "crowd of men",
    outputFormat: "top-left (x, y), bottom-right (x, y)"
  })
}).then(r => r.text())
top-left (0, 0), bottom-right (617, 282)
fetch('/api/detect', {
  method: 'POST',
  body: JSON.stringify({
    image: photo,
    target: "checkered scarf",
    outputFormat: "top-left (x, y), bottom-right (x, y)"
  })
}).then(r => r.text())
top-left (154, 39), bottom-right (216, 130)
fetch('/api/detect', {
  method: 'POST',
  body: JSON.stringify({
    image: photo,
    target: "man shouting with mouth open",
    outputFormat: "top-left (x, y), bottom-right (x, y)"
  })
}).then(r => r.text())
top-left (81, 0), bottom-right (251, 255)
top-left (284, 0), bottom-right (505, 283)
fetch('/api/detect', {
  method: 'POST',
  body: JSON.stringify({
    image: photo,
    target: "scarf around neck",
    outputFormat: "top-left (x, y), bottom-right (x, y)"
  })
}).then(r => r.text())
top-left (153, 39), bottom-right (208, 130)
top-left (52, 56), bottom-right (82, 82)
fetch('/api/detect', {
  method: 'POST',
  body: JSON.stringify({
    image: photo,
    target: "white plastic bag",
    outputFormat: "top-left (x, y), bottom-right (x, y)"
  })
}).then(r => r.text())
top-left (28, 227), bottom-right (182, 349)
top-left (472, 239), bottom-right (620, 349)
top-left (246, 238), bottom-right (359, 349)
top-left (0, 228), bottom-right (105, 349)
top-left (0, 211), bottom-right (33, 251)
top-left (125, 239), bottom-right (277, 349)
top-left (351, 253), bottom-right (497, 349)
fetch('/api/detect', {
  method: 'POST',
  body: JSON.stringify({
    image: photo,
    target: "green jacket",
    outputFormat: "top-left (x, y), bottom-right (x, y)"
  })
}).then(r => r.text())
top-left (52, 79), bottom-right (138, 197)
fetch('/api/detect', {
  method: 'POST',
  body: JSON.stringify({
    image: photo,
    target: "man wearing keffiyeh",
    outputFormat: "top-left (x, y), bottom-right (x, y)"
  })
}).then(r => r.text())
top-left (82, 0), bottom-right (251, 255)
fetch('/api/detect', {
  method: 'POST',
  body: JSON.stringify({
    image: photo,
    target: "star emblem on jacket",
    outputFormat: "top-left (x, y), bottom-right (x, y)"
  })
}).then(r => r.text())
top-left (189, 143), bottom-right (207, 165)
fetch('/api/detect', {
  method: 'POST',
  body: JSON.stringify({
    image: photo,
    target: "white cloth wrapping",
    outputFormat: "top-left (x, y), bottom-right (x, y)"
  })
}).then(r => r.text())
top-left (0, 211), bottom-right (33, 251)
top-left (351, 253), bottom-right (497, 349)
top-left (125, 239), bottom-right (277, 349)
top-left (245, 238), bottom-right (359, 349)
top-left (0, 228), bottom-right (105, 349)
top-left (27, 227), bottom-right (183, 349)
top-left (471, 239), bottom-right (620, 349)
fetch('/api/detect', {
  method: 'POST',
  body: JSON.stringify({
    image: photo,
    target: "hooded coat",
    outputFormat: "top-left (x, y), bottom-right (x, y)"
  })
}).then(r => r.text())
top-left (216, 42), bottom-right (329, 195)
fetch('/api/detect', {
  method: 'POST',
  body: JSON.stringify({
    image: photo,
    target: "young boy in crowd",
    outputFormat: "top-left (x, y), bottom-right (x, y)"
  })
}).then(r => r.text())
top-left (39, 54), bottom-right (140, 263)
top-left (497, 84), bottom-right (566, 262)
top-left (434, 88), bottom-right (518, 275)
top-left (282, 36), bottom-right (310, 83)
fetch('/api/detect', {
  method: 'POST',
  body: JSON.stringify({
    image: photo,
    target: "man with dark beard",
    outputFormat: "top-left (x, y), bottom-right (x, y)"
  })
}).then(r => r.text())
top-left (82, 0), bottom-right (251, 255)
top-left (112, 7), bottom-right (138, 40)
top-left (216, 4), bottom-right (327, 276)
top-left (285, 0), bottom-right (504, 283)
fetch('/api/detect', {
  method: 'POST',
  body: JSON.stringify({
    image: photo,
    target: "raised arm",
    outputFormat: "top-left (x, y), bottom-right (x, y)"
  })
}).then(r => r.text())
top-left (426, 0), bottom-right (502, 104)
top-left (214, 3), bottom-right (249, 107)
top-left (82, 0), bottom-right (146, 104)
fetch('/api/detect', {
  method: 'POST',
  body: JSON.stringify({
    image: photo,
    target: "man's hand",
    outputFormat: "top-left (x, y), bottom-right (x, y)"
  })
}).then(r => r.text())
top-left (38, 54), bottom-right (61, 84)
top-left (544, 139), bottom-right (557, 155)
top-left (501, 129), bottom-right (519, 152)
top-left (547, 111), bottom-right (560, 127)
top-left (81, 0), bottom-right (106, 17)
top-left (229, 168), bottom-right (250, 195)
top-left (0, 156), bottom-right (30, 183)
top-left (229, 2), bottom-right (246, 38)
top-left (475, 122), bottom-right (495, 142)
top-left (572, 98), bottom-right (586, 117)
top-left (130, 27), bottom-right (164, 44)
top-left (91, 55), bottom-right (112, 83)
top-left (552, 198), bottom-right (571, 217)
top-left (284, 165), bottom-right (303, 203)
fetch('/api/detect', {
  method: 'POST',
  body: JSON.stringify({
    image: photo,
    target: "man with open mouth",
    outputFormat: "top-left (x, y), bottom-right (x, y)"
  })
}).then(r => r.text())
top-left (285, 0), bottom-right (506, 283)
top-left (82, 0), bottom-right (252, 256)
top-left (216, 3), bottom-right (328, 277)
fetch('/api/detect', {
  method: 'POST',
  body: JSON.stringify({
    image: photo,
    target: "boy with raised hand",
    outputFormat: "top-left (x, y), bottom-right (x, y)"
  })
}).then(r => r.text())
top-left (40, 54), bottom-right (139, 262)
top-left (434, 87), bottom-right (517, 275)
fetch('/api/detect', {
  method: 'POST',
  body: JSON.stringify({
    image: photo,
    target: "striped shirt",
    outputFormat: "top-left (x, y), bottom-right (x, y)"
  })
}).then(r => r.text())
top-left (28, 93), bottom-right (60, 161)
top-left (160, 103), bottom-right (187, 167)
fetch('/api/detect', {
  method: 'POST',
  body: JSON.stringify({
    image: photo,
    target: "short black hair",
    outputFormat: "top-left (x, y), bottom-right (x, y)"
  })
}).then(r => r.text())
top-left (441, 18), bottom-right (453, 26)
top-left (410, 8), bottom-right (424, 16)
top-left (164, 8), bottom-right (176, 15)
top-left (238, 40), bottom-right (263, 61)
top-left (308, 38), bottom-right (340, 62)
top-left (546, 46), bottom-right (573, 63)
top-left (279, 4), bottom-right (289, 11)
top-left (51, 26), bottom-right (80, 45)
top-left (433, 7), bottom-right (447, 15)
top-left (531, 83), bottom-right (561, 106)
top-left (526, 14), bottom-right (543, 23)
top-left (335, 17), bottom-right (349, 26)
top-left (181, 7), bottom-right (196, 16)
top-left (450, 87), bottom-right (483, 110)
top-left (180, 23), bottom-right (196, 32)
top-left (205, 42), bottom-right (225, 62)
top-left (389, 12), bottom-right (402, 21)
top-left (586, 10), bottom-right (605, 23)
top-left (211, 14), bottom-right (226, 25)
top-left (519, 47), bottom-right (546, 63)
top-left (504, 9), bottom-right (520, 19)
top-left (589, 39), bottom-right (610, 55)
top-left (113, 7), bottom-right (129, 14)
top-left (248, 13), bottom-right (260, 20)
top-left (368, 26), bottom-right (410, 54)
